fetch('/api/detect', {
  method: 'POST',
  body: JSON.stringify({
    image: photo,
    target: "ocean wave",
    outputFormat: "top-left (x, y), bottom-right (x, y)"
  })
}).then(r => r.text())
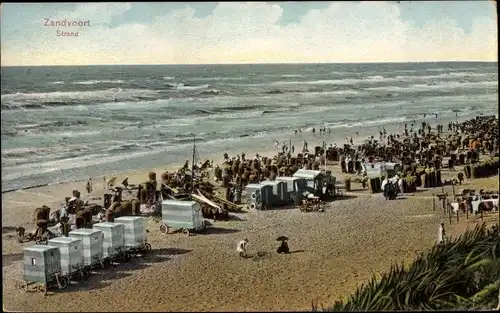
top-left (165, 82), bottom-right (210, 91)
top-left (1, 88), bottom-right (160, 109)
top-left (188, 76), bottom-right (246, 81)
top-left (72, 80), bottom-right (125, 85)
top-left (411, 81), bottom-right (497, 90)
top-left (281, 74), bottom-right (304, 78)
top-left (163, 76), bottom-right (175, 80)
top-left (266, 90), bottom-right (284, 94)
top-left (424, 67), bottom-right (483, 72)
top-left (2, 151), bottom-right (156, 181)
top-left (365, 80), bottom-right (497, 92)
top-left (176, 84), bottom-right (210, 91)
top-left (301, 90), bottom-right (363, 97)
top-left (1, 147), bottom-right (48, 158)
top-left (199, 89), bottom-right (220, 95)
top-left (240, 71), bottom-right (495, 88)
top-left (395, 72), bottom-right (494, 80)
top-left (320, 116), bottom-right (408, 130)
top-left (49, 81), bottom-right (65, 85)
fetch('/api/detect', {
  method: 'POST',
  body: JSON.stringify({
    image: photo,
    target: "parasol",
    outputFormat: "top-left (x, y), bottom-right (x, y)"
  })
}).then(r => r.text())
top-left (276, 236), bottom-right (289, 241)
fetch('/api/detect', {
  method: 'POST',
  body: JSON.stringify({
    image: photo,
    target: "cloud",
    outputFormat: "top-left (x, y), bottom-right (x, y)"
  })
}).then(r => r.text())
top-left (1, 1), bottom-right (497, 66)
top-left (62, 3), bottom-right (132, 25)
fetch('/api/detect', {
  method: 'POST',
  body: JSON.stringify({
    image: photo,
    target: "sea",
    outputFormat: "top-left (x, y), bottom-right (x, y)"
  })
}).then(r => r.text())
top-left (1, 62), bottom-right (498, 192)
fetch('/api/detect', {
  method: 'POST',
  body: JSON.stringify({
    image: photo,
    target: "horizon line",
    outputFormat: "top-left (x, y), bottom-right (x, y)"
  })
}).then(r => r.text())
top-left (1, 60), bottom-right (497, 68)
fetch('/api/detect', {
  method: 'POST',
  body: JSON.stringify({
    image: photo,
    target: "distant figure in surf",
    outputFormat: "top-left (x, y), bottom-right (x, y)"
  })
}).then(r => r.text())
top-left (291, 145), bottom-right (295, 154)
top-left (350, 137), bottom-right (353, 145)
top-left (114, 98), bottom-right (118, 102)
top-left (86, 178), bottom-right (93, 195)
top-left (282, 144), bottom-right (287, 154)
top-left (312, 128), bottom-right (316, 134)
top-left (294, 129), bottom-right (298, 135)
top-left (303, 140), bottom-right (308, 152)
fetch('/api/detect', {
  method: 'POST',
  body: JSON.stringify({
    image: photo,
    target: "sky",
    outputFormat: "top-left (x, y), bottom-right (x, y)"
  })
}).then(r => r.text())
top-left (0, 1), bottom-right (497, 66)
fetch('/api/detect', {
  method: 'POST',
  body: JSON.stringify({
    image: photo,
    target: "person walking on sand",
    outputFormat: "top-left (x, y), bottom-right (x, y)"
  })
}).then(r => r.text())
top-left (437, 223), bottom-right (446, 244)
top-left (237, 238), bottom-right (248, 258)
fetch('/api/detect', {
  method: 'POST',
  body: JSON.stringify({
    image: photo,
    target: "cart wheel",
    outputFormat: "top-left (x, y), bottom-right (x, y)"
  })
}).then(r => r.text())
top-left (159, 223), bottom-right (168, 234)
top-left (144, 243), bottom-right (152, 252)
top-left (182, 228), bottom-right (190, 236)
top-left (103, 258), bottom-right (112, 267)
top-left (58, 276), bottom-right (68, 290)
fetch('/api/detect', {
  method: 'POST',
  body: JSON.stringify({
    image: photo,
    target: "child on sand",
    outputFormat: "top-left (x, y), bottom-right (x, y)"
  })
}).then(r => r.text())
top-left (236, 238), bottom-right (248, 258)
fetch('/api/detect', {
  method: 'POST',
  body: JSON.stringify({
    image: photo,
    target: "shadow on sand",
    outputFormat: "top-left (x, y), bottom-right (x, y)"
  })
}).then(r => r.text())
top-left (226, 214), bottom-right (246, 222)
top-left (412, 188), bottom-right (433, 193)
top-left (2, 252), bottom-right (23, 267)
top-left (52, 247), bottom-right (193, 294)
top-left (2, 226), bottom-right (17, 234)
top-left (332, 194), bottom-right (358, 201)
top-left (201, 227), bottom-right (240, 235)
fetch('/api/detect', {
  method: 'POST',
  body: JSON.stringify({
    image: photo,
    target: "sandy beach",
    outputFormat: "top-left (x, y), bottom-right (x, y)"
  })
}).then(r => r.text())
top-left (2, 2), bottom-right (498, 311)
top-left (3, 151), bottom-right (498, 312)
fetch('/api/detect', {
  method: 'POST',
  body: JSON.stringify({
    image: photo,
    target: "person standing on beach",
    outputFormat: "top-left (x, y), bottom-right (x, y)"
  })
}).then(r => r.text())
top-left (437, 223), bottom-right (446, 244)
top-left (237, 238), bottom-right (248, 258)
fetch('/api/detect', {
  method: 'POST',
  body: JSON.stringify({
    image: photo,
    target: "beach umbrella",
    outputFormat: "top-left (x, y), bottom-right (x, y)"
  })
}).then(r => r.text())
top-left (276, 236), bottom-right (289, 241)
